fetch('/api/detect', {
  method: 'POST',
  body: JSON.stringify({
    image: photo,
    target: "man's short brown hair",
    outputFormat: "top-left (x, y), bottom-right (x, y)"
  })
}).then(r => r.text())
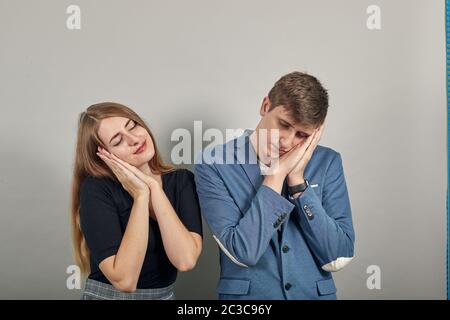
top-left (268, 71), bottom-right (329, 127)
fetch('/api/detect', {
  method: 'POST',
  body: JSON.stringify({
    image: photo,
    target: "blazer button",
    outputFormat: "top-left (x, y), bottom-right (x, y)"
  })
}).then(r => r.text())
top-left (282, 245), bottom-right (290, 253)
top-left (284, 283), bottom-right (292, 290)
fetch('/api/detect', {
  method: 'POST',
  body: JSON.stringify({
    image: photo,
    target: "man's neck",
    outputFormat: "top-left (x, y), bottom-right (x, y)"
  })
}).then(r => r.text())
top-left (249, 129), bottom-right (271, 167)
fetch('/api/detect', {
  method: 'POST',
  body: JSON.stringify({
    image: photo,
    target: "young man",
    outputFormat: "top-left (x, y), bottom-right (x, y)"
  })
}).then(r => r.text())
top-left (194, 72), bottom-right (355, 299)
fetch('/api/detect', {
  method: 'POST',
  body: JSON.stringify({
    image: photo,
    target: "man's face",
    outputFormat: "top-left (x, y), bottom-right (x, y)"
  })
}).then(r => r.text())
top-left (257, 97), bottom-right (316, 160)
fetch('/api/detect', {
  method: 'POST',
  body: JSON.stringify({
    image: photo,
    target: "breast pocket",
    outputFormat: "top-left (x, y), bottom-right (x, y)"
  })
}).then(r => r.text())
top-left (217, 278), bottom-right (250, 297)
top-left (316, 278), bottom-right (337, 299)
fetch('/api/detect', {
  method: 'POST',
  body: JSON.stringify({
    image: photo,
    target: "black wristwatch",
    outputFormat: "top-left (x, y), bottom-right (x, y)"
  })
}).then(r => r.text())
top-left (288, 179), bottom-right (309, 196)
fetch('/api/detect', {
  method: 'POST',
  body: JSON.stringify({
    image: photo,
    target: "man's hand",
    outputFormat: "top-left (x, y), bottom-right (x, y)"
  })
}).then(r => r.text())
top-left (287, 123), bottom-right (324, 187)
top-left (263, 123), bottom-right (324, 194)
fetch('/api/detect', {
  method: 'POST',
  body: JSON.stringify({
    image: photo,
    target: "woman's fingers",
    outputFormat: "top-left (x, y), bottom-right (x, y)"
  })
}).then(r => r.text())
top-left (109, 152), bottom-right (144, 178)
top-left (97, 150), bottom-right (148, 198)
top-left (97, 153), bottom-right (123, 178)
top-left (97, 147), bottom-right (155, 186)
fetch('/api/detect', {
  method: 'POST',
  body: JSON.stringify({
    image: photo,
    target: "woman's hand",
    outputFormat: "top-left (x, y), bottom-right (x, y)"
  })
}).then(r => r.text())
top-left (97, 147), bottom-right (160, 220)
top-left (97, 147), bottom-right (149, 200)
top-left (98, 147), bottom-right (160, 191)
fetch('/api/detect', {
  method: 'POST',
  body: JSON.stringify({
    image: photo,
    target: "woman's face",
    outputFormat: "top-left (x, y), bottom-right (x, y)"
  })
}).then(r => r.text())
top-left (97, 116), bottom-right (155, 167)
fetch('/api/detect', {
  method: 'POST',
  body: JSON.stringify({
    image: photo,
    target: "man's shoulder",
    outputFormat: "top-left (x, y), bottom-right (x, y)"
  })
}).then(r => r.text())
top-left (311, 145), bottom-right (344, 171)
top-left (314, 144), bottom-right (340, 158)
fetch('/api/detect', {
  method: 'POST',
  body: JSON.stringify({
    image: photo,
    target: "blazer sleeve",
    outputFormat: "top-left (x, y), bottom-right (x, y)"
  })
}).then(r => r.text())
top-left (194, 161), bottom-right (295, 267)
top-left (290, 152), bottom-right (355, 272)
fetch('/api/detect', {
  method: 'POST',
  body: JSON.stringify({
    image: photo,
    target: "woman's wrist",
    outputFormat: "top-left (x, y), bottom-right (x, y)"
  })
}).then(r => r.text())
top-left (134, 190), bottom-right (150, 201)
top-left (146, 178), bottom-right (161, 192)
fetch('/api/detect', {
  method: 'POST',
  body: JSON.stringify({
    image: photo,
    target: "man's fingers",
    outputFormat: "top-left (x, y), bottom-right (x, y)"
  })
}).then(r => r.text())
top-left (304, 125), bottom-right (323, 160)
top-left (297, 130), bottom-right (317, 156)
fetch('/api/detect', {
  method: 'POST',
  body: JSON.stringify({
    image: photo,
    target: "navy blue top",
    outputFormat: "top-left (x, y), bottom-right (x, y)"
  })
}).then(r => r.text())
top-left (79, 168), bottom-right (203, 289)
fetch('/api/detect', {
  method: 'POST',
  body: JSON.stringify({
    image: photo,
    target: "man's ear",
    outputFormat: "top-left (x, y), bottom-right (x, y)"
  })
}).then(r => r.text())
top-left (260, 96), bottom-right (271, 116)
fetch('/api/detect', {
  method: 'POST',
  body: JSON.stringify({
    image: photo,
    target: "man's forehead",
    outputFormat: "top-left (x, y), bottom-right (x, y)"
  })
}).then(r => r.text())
top-left (276, 111), bottom-right (315, 134)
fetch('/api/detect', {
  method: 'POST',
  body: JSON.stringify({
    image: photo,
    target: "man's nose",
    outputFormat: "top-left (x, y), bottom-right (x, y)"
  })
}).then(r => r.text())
top-left (280, 135), bottom-right (304, 151)
top-left (279, 138), bottom-right (292, 151)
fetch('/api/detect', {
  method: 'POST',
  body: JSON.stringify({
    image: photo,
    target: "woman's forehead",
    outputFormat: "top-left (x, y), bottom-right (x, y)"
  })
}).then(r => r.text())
top-left (98, 117), bottom-right (130, 140)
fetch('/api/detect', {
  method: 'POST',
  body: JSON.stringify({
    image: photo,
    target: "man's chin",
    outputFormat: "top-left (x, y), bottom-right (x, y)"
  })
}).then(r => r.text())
top-left (269, 150), bottom-right (285, 158)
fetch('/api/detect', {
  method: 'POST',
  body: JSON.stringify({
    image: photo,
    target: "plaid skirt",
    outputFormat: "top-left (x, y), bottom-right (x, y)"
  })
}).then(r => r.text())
top-left (82, 278), bottom-right (176, 300)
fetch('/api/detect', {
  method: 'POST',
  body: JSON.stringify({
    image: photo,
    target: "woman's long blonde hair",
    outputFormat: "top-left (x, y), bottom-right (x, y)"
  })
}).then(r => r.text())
top-left (71, 102), bottom-right (174, 274)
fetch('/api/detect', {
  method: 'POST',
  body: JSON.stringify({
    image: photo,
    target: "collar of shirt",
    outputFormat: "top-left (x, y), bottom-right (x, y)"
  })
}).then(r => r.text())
top-left (249, 130), bottom-right (294, 200)
top-left (248, 130), bottom-right (273, 176)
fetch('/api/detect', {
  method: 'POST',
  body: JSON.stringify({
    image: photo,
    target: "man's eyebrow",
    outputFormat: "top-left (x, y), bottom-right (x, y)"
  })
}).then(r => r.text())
top-left (109, 119), bottom-right (132, 144)
top-left (279, 117), bottom-right (295, 128)
top-left (279, 117), bottom-right (310, 135)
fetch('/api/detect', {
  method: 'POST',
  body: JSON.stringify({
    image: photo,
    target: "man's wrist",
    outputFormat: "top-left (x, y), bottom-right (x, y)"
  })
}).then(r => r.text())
top-left (263, 174), bottom-right (285, 194)
top-left (287, 173), bottom-right (305, 186)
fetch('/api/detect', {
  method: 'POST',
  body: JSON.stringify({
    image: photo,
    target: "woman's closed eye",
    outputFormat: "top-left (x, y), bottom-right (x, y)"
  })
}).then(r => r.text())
top-left (113, 121), bottom-right (138, 146)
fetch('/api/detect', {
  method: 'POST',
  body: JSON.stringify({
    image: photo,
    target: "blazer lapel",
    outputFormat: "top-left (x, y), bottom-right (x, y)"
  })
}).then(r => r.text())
top-left (235, 129), bottom-right (263, 192)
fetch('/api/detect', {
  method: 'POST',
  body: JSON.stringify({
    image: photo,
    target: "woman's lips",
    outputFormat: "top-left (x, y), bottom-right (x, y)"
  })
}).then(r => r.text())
top-left (134, 141), bottom-right (146, 154)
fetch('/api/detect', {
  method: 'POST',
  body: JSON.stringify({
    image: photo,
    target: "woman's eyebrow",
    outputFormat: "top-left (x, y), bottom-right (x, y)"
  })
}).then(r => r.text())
top-left (109, 119), bottom-right (132, 144)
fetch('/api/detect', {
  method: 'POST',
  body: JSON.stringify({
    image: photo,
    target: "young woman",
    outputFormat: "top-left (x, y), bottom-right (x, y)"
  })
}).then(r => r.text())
top-left (70, 102), bottom-right (203, 300)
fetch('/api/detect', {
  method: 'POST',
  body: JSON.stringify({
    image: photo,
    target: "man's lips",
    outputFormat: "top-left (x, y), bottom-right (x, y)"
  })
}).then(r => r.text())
top-left (271, 144), bottom-right (288, 154)
top-left (134, 141), bottom-right (146, 154)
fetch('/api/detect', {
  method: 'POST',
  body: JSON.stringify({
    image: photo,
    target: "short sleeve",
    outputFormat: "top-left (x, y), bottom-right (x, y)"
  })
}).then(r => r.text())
top-left (177, 170), bottom-right (203, 237)
top-left (79, 177), bottom-right (122, 266)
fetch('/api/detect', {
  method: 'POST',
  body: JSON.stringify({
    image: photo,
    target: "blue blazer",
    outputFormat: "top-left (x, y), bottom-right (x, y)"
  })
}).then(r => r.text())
top-left (194, 129), bottom-right (355, 299)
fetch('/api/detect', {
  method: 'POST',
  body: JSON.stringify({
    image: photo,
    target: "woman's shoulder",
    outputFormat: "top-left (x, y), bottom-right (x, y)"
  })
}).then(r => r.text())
top-left (164, 167), bottom-right (194, 177)
top-left (163, 168), bottom-right (195, 186)
top-left (80, 175), bottom-right (119, 197)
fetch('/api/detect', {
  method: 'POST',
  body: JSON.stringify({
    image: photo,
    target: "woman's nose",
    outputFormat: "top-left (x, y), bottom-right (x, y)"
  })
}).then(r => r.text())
top-left (124, 132), bottom-right (140, 145)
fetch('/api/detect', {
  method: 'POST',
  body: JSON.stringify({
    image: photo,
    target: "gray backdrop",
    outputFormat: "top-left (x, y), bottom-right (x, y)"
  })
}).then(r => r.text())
top-left (0, 0), bottom-right (446, 299)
